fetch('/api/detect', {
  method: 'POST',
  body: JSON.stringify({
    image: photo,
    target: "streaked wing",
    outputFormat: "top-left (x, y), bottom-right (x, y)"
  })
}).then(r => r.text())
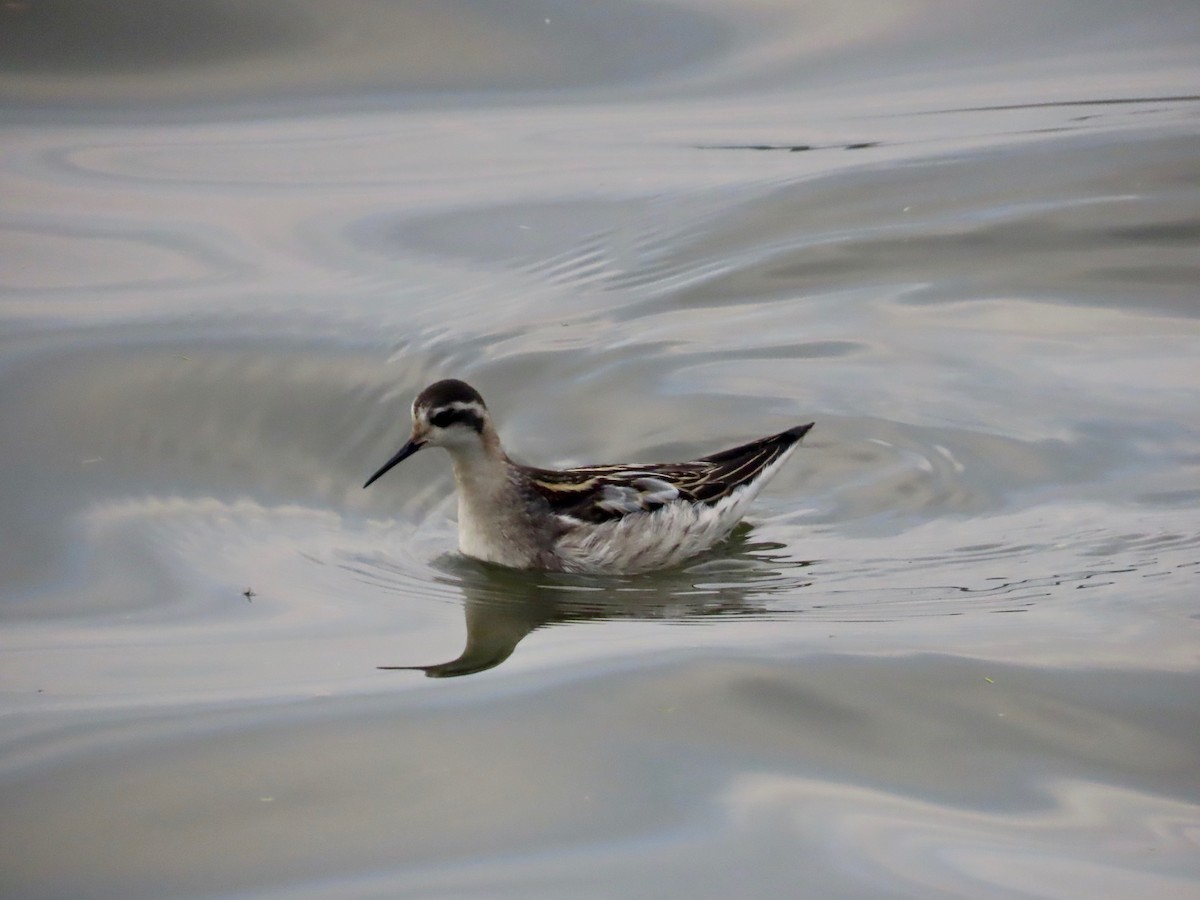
top-left (524, 424), bottom-right (812, 524)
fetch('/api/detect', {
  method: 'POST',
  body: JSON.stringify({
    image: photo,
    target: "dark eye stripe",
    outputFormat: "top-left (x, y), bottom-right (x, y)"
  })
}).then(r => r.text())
top-left (429, 408), bottom-right (484, 433)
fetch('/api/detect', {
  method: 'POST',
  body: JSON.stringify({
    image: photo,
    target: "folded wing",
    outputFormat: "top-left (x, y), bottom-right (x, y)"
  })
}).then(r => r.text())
top-left (525, 424), bottom-right (812, 524)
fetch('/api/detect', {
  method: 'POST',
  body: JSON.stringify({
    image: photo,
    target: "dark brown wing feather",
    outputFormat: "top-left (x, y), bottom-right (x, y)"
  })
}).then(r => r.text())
top-left (523, 424), bottom-right (813, 524)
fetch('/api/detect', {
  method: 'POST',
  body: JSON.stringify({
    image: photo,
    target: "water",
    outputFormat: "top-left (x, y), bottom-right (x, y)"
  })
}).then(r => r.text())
top-left (2, 1), bottom-right (1199, 897)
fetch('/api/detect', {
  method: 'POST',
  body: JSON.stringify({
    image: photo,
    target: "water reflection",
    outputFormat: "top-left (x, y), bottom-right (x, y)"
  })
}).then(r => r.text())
top-left (384, 530), bottom-right (812, 677)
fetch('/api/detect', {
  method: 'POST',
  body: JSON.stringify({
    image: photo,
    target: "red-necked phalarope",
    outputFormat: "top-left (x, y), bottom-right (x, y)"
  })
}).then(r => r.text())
top-left (364, 379), bottom-right (813, 574)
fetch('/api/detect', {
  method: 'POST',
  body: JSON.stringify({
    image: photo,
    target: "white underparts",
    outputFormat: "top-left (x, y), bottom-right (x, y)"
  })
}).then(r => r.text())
top-left (551, 446), bottom-right (799, 574)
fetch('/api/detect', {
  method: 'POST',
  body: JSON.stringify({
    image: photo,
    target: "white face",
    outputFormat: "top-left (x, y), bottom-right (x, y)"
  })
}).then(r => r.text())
top-left (365, 394), bottom-right (490, 489)
top-left (413, 401), bottom-right (488, 449)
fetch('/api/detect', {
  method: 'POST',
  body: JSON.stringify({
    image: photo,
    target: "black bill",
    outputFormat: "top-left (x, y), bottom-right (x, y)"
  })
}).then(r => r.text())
top-left (363, 438), bottom-right (425, 488)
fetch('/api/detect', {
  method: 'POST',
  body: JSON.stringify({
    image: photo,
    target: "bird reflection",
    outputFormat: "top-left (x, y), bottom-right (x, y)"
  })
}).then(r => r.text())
top-left (380, 526), bottom-right (812, 678)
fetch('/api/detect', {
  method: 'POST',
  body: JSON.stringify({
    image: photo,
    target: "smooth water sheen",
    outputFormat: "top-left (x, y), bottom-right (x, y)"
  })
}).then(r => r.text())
top-left (2, 1), bottom-right (1199, 897)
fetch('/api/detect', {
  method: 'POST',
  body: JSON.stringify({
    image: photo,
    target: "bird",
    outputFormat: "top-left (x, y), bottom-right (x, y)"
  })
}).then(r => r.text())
top-left (363, 379), bottom-right (813, 574)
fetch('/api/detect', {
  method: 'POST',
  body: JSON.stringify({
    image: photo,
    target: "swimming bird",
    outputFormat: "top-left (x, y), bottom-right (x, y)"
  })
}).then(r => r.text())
top-left (363, 379), bottom-right (812, 574)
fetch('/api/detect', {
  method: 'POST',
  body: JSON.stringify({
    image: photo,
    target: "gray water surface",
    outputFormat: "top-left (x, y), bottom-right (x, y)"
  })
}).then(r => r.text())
top-left (2, 1), bottom-right (1199, 897)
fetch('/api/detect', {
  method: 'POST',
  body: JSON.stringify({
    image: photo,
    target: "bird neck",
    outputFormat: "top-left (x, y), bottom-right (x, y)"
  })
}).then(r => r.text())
top-left (446, 436), bottom-right (541, 568)
top-left (446, 433), bottom-right (512, 499)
